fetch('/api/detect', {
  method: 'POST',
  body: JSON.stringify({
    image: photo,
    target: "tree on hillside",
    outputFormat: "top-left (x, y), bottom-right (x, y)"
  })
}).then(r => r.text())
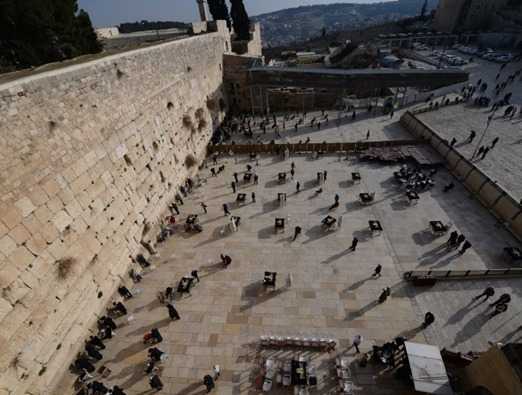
top-left (420, 0), bottom-right (428, 17)
top-left (0, 0), bottom-right (101, 73)
top-left (208, 0), bottom-right (231, 29)
top-left (230, 0), bottom-right (251, 40)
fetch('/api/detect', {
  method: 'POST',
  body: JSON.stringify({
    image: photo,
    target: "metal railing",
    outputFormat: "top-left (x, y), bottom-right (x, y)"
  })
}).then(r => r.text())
top-left (207, 139), bottom-right (423, 155)
top-left (404, 268), bottom-right (522, 281)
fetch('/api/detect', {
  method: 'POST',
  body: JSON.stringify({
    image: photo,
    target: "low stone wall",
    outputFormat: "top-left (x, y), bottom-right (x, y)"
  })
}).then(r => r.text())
top-left (400, 112), bottom-right (522, 241)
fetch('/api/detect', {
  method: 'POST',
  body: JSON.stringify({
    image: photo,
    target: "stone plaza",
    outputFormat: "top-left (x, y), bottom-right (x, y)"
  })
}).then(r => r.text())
top-left (1, 11), bottom-right (521, 394)
top-left (54, 108), bottom-right (522, 394)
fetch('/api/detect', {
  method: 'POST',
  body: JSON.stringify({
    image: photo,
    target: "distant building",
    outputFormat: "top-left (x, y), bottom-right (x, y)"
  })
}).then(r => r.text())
top-left (434, 0), bottom-right (509, 33)
top-left (95, 27), bottom-right (120, 39)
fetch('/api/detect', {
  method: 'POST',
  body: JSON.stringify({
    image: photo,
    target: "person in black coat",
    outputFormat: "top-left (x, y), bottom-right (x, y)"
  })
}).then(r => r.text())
top-left (88, 335), bottom-right (105, 350)
top-left (167, 303), bottom-right (181, 321)
top-left (74, 356), bottom-right (95, 373)
top-left (85, 342), bottom-right (103, 361)
top-left (112, 386), bottom-right (127, 395)
top-left (149, 374), bottom-right (163, 391)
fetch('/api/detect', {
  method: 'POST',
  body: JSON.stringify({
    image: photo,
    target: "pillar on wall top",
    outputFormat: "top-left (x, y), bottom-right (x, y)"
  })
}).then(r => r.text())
top-left (197, 0), bottom-right (208, 22)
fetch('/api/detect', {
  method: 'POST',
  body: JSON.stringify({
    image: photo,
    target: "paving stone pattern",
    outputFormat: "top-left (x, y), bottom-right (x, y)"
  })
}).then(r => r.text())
top-left (58, 148), bottom-right (521, 394)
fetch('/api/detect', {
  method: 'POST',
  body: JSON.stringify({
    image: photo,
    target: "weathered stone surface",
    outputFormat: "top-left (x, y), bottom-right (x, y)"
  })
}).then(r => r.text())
top-left (0, 26), bottom-right (231, 394)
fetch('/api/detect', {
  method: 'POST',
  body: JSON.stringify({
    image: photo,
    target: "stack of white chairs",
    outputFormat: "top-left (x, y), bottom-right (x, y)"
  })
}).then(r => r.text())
top-left (259, 335), bottom-right (336, 350)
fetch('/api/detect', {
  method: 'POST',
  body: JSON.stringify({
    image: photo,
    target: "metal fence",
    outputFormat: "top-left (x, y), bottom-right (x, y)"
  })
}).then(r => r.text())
top-left (404, 268), bottom-right (522, 280)
top-left (207, 139), bottom-right (423, 155)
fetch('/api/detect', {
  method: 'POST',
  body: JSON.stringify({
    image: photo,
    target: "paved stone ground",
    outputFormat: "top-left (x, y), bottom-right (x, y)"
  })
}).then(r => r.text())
top-left (230, 111), bottom-right (412, 146)
top-left (416, 57), bottom-right (522, 200)
top-left (418, 105), bottom-right (522, 201)
top-left (61, 147), bottom-right (522, 394)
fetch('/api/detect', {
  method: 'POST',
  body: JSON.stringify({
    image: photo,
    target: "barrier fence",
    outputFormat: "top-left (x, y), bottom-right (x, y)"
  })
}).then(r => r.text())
top-left (207, 139), bottom-right (423, 155)
top-left (404, 268), bottom-right (522, 281)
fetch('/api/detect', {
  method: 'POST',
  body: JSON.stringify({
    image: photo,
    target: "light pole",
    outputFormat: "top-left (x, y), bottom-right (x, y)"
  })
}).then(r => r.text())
top-left (471, 113), bottom-right (495, 159)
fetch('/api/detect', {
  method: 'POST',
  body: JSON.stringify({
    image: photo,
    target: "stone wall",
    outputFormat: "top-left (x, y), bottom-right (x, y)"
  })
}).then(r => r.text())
top-left (0, 26), bottom-right (230, 395)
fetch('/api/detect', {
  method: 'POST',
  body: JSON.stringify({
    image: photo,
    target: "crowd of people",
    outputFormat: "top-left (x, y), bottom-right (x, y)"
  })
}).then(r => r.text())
top-left (71, 172), bottom-right (234, 394)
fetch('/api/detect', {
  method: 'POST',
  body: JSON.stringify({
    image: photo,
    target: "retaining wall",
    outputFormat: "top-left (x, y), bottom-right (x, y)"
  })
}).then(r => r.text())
top-left (0, 25), bottom-right (230, 394)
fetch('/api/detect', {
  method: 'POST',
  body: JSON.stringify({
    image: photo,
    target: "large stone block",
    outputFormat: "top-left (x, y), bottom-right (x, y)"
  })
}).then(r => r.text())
top-left (0, 234), bottom-right (18, 257)
top-left (8, 224), bottom-right (31, 246)
top-left (0, 203), bottom-right (23, 230)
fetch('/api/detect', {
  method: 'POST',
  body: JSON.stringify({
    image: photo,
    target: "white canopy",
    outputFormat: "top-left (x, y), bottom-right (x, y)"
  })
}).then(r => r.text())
top-left (404, 342), bottom-right (453, 395)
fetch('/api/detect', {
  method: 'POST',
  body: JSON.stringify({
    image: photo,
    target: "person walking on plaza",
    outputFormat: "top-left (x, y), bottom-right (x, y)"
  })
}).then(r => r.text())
top-left (166, 303), bottom-right (180, 321)
top-left (221, 254), bottom-right (232, 268)
top-left (366, 130), bottom-right (370, 140)
top-left (330, 194), bottom-right (340, 210)
top-left (296, 181), bottom-right (301, 193)
top-left (490, 293), bottom-right (511, 307)
top-left (421, 312), bottom-right (435, 329)
top-left (459, 240), bottom-right (472, 255)
top-left (251, 192), bottom-right (256, 203)
top-left (450, 137), bottom-right (457, 147)
top-left (467, 130), bottom-right (476, 143)
top-left (475, 146), bottom-right (485, 159)
top-left (293, 226), bottom-right (302, 241)
top-left (352, 335), bottom-right (363, 353)
top-left (323, 170), bottom-right (328, 182)
top-left (201, 202), bottom-right (208, 214)
top-left (290, 168), bottom-right (295, 180)
top-left (254, 174), bottom-right (259, 185)
top-left (349, 237), bottom-right (359, 252)
top-left (489, 303), bottom-right (508, 319)
top-left (223, 203), bottom-right (230, 216)
top-left (473, 286), bottom-right (495, 302)
top-left (233, 172), bottom-right (239, 183)
top-left (446, 231), bottom-right (458, 248)
top-left (203, 374), bottom-right (215, 393)
top-left (191, 270), bottom-right (200, 283)
top-left (372, 264), bottom-right (382, 278)
top-left (171, 203), bottom-right (180, 215)
top-left (481, 146), bottom-right (490, 160)
top-left (231, 181), bottom-right (236, 193)
top-left (378, 287), bottom-right (391, 304)
top-left (455, 234), bottom-right (466, 249)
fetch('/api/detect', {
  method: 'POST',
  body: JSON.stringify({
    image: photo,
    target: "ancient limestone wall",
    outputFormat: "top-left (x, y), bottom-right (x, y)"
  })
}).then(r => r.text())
top-left (0, 27), bottom-right (230, 394)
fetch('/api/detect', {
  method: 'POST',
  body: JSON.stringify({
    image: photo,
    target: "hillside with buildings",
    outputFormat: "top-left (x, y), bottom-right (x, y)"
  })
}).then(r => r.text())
top-left (253, 0), bottom-right (438, 47)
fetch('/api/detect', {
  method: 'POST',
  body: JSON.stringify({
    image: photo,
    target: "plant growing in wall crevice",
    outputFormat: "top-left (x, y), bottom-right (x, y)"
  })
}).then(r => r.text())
top-left (56, 257), bottom-right (77, 280)
top-left (185, 154), bottom-right (197, 169)
top-left (182, 114), bottom-right (193, 129)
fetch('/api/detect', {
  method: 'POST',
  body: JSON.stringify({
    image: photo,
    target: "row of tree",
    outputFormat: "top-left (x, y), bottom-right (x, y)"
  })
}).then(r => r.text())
top-left (0, 0), bottom-right (101, 73)
top-left (208, 0), bottom-right (251, 41)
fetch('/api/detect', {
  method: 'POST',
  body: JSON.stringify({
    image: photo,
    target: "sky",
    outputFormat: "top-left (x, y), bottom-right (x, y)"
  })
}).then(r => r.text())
top-left (78, 0), bottom-right (395, 27)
